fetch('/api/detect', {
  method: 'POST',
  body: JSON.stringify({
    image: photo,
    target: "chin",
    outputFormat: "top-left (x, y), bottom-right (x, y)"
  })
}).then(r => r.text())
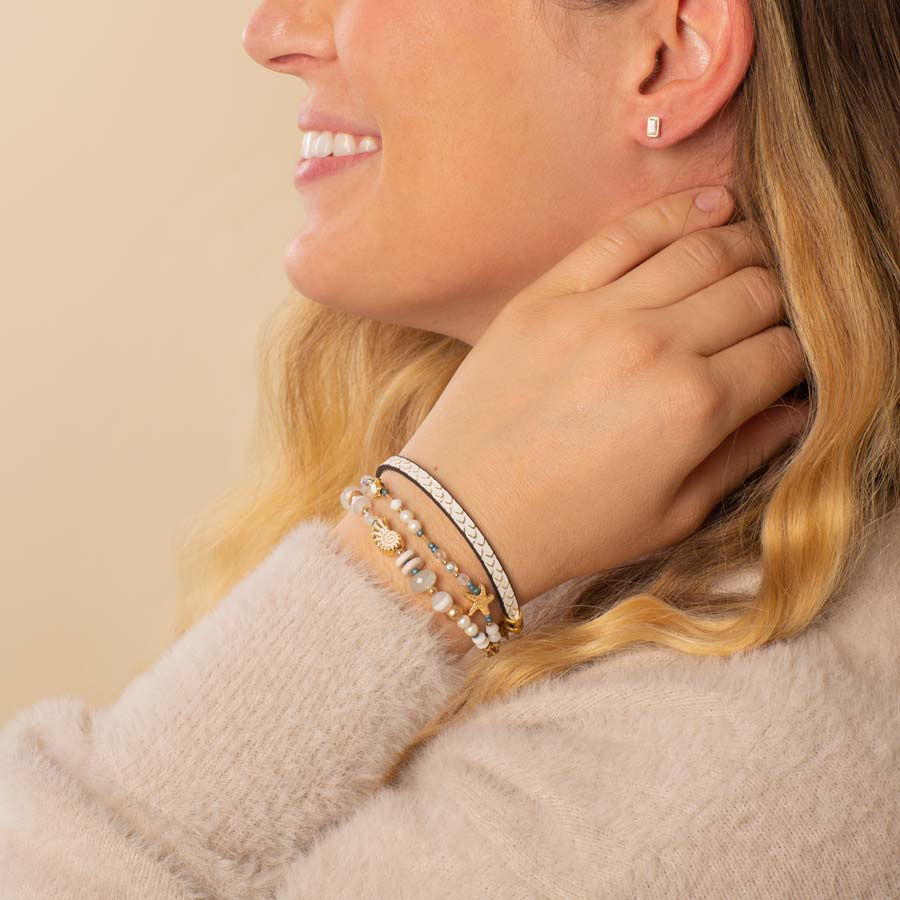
top-left (284, 231), bottom-right (347, 302)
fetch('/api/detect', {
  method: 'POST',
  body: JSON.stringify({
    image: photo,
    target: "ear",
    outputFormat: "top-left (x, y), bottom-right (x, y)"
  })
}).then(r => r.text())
top-left (626, 0), bottom-right (755, 147)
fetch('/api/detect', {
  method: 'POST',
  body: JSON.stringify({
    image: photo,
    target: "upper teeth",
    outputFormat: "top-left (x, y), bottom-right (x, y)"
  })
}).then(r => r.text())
top-left (300, 130), bottom-right (382, 159)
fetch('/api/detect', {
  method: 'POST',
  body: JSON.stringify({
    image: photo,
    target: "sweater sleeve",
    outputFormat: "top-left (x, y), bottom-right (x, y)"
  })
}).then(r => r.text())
top-left (0, 516), bottom-right (471, 900)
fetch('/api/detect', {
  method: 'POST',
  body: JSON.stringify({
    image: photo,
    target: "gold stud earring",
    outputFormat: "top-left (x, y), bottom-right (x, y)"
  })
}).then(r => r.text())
top-left (647, 116), bottom-right (661, 139)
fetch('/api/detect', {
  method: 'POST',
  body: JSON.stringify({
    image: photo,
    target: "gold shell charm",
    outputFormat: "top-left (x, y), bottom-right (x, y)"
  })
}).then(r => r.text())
top-left (372, 516), bottom-right (405, 553)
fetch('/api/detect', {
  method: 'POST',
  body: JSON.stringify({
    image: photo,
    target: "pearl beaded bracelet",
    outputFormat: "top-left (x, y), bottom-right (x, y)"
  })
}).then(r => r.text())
top-left (339, 475), bottom-right (504, 655)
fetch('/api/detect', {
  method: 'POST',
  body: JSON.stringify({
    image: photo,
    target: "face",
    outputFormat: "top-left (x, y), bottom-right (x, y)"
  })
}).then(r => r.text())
top-left (242, 0), bottom-right (725, 345)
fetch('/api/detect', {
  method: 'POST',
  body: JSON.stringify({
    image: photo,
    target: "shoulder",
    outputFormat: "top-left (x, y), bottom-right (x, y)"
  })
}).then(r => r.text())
top-left (410, 632), bottom-right (900, 898)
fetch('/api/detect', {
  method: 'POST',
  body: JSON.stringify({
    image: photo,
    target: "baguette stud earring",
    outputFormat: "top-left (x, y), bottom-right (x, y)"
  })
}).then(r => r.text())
top-left (647, 116), bottom-right (661, 138)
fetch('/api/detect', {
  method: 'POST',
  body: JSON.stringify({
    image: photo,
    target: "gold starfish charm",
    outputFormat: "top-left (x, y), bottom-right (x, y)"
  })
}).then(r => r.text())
top-left (465, 584), bottom-right (495, 618)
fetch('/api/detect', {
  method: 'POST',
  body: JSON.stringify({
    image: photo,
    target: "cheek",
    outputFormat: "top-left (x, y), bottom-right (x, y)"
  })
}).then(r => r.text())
top-left (287, 0), bottom-right (610, 315)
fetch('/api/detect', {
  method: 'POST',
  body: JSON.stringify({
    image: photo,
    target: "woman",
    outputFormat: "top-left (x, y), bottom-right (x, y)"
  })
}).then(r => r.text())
top-left (3, 0), bottom-right (898, 896)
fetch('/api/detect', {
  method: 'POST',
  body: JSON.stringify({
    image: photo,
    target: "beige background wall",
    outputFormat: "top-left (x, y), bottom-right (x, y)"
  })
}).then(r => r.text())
top-left (0, 1), bottom-right (305, 724)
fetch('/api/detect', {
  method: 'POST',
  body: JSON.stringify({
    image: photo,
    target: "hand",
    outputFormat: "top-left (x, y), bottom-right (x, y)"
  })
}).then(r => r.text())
top-left (400, 186), bottom-right (809, 607)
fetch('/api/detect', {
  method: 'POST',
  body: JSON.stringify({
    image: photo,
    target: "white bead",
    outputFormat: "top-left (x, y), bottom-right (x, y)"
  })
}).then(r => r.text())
top-left (340, 486), bottom-right (361, 511)
top-left (407, 519), bottom-right (421, 533)
top-left (464, 623), bottom-right (479, 637)
top-left (488, 633), bottom-right (501, 643)
top-left (363, 510), bottom-right (376, 524)
top-left (456, 572), bottom-right (469, 585)
top-left (486, 623), bottom-right (501, 635)
top-left (399, 509), bottom-right (412, 522)
top-left (401, 556), bottom-right (424, 575)
top-left (473, 633), bottom-right (489, 649)
top-left (456, 614), bottom-right (471, 629)
top-left (431, 591), bottom-right (453, 613)
top-left (395, 548), bottom-right (415, 567)
top-left (350, 495), bottom-right (371, 515)
top-left (390, 498), bottom-right (403, 511)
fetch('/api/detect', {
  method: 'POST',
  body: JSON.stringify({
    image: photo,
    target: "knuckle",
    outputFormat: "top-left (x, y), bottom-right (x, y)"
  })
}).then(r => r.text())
top-left (593, 221), bottom-right (640, 261)
top-left (673, 369), bottom-right (725, 424)
top-left (612, 316), bottom-right (671, 372)
top-left (739, 265), bottom-right (783, 314)
top-left (680, 230), bottom-right (730, 273)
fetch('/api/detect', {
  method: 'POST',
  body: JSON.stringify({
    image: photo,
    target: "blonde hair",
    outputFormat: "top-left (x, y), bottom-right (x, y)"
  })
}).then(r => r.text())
top-left (173, 0), bottom-right (900, 790)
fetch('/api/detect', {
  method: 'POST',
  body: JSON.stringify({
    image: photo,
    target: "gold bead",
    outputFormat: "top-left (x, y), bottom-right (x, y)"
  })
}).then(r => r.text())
top-left (504, 612), bottom-right (524, 635)
top-left (446, 606), bottom-right (461, 621)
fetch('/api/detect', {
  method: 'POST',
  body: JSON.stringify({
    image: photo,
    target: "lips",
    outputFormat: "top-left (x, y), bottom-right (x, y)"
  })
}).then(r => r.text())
top-left (293, 147), bottom-right (381, 188)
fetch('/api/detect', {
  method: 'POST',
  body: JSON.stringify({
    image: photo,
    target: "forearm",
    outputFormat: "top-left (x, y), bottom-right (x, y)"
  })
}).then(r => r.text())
top-left (331, 469), bottom-right (504, 659)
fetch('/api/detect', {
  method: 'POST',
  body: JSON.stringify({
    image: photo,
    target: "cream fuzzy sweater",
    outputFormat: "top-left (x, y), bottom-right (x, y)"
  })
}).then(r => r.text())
top-left (2, 508), bottom-right (899, 899)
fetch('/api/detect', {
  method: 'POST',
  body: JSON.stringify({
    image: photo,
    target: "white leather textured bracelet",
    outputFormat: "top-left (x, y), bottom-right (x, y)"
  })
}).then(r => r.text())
top-left (375, 455), bottom-right (523, 635)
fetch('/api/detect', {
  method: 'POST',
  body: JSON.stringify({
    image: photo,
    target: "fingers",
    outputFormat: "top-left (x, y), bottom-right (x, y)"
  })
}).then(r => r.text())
top-left (672, 398), bottom-right (810, 531)
top-left (663, 265), bottom-right (787, 357)
top-left (523, 185), bottom-right (737, 300)
top-left (610, 219), bottom-right (770, 312)
top-left (706, 324), bottom-right (808, 441)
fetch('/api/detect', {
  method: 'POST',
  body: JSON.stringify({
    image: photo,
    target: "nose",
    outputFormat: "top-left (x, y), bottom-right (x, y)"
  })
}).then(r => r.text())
top-left (242, 0), bottom-right (334, 75)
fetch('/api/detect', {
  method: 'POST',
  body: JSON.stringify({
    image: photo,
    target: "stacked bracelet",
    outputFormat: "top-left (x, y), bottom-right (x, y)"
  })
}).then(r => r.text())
top-left (376, 455), bottom-right (523, 635)
top-left (339, 476), bottom-right (503, 655)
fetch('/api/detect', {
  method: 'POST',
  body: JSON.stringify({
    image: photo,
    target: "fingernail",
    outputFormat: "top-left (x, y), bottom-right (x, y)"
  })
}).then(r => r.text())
top-left (694, 186), bottom-right (730, 212)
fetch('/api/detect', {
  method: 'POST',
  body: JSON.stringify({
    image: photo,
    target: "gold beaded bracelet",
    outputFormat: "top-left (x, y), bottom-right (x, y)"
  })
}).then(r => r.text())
top-left (339, 476), bottom-right (504, 655)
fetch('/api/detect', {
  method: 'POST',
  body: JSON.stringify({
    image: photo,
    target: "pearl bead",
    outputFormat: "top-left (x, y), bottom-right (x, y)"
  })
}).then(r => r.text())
top-left (340, 486), bottom-right (361, 511)
top-left (456, 614), bottom-right (471, 629)
top-left (411, 569), bottom-right (437, 593)
top-left (399, 509), bottom-right (412, 522)
top-left (390, 498), bottom-right (403, 511)
top-left (407, 519), bottom-right (421, 533)
top-left (464, 622), bottom-right (479, 637)
top-left (350, 495), bottom-right (371, 515)
top-left (401, 556), bottom-right (424, 575)
top-left (431, 591), bottom-right (453, 613)
top-left (445, 562), bottom-right (459, 576)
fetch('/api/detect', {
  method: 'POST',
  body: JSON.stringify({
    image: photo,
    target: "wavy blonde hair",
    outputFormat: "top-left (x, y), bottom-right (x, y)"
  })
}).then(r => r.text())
top-left (172, 0), bottom-right (900, 790)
